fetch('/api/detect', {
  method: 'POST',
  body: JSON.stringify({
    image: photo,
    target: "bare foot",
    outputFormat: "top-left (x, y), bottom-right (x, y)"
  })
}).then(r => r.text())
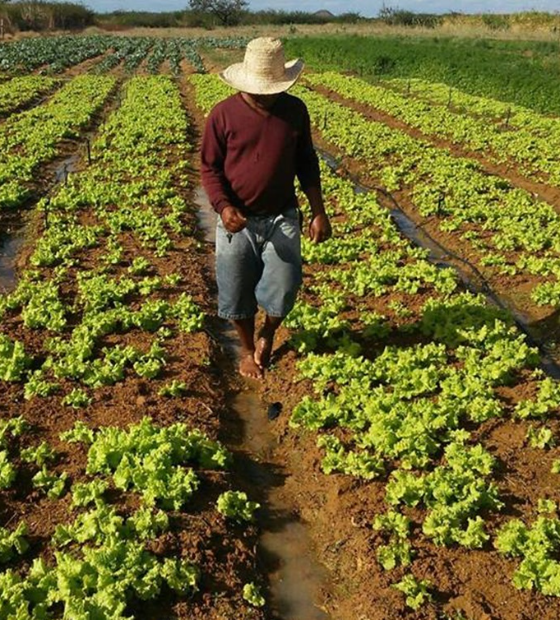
top-left (239, 352), bottom-right (263, 379)
top-left (254, 334), bottom-right (273, 370)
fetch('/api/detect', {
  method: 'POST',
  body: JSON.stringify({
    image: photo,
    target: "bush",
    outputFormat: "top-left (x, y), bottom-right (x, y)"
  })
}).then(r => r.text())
top-left (378, 6), bottom-right (442, 28)
top-left (0, 1), bottom-right (94, 32)
top-left (481, 14), bottom-right (511, 31)
top-left (96, 10), bottom-right (186, 29)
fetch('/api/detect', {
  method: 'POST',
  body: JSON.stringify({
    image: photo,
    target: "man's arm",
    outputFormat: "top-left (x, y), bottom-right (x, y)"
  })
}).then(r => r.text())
top-left (200, 108), bottom-right (246, 233)
top-left (304, 185), bottom-right (331, 244)
top-left (296, 104), bottom-right (332, 244)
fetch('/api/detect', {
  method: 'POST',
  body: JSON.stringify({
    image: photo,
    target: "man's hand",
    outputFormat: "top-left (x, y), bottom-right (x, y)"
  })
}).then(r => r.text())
top-left (221, 206), bottom-right (247, 233)
top-left (309, 213), bottom-right (332, 244)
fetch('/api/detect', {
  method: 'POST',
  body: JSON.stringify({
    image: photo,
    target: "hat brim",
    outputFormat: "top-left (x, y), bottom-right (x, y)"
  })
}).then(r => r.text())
top-left (219, 58), bottom-right (304, 95)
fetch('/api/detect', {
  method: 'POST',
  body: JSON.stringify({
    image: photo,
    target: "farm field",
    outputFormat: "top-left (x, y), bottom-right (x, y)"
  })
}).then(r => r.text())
top-left (1, 33), bottom-right (560, 620)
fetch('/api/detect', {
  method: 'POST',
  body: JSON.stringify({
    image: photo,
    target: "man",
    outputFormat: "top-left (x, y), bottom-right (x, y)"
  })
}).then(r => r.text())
top-left (201, 37), bottom-right (331, 379)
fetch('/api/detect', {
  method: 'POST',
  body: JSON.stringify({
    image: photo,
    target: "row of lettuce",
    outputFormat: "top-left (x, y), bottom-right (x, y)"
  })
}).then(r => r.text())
top-left (0, 76), bottom-right (58, 116)
top-left (0, 35), bottom-right (247, 75)
top-left (297, 76), bottom-right (560, 310)
top-left (308, 72), bottom-right (560, 188)
top-left (0, 75), bottom-right (116, 211)
top-left (193, 73), bottom-right (560, 614)
top-left (0, 76), bottom-right (263, 619)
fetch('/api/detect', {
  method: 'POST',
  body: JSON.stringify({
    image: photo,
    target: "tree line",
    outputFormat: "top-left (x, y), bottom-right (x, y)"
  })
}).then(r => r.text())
top-left (0, 0), bottom-right (361, 33)
top-left (0, 1), bottom-right (558, 34)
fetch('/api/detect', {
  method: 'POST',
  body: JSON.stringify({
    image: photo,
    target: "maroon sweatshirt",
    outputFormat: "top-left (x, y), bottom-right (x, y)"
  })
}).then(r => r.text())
top-left (200, 92), bottom-right (321, 217)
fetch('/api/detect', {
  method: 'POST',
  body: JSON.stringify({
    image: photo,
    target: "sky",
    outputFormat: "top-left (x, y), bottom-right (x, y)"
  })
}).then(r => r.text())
top-left (82, 0), bottom-right (560, 17)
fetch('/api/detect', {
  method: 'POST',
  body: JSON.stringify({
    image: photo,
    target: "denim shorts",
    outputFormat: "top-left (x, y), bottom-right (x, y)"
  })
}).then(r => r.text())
top-left (215, 208), bottom-right (302, 320)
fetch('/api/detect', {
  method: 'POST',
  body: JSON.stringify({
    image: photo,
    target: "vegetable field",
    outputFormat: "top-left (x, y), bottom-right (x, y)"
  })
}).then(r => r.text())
top-left (1, 33), bottom-right (560, 620)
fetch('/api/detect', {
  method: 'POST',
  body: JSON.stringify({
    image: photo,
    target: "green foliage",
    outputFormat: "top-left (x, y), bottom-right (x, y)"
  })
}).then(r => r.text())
top-left (495, 516), bottom-right (560, 595)
top-left (20, 442), bottom-right (56, 467)
top-left (158, 380), bottom-right (188, 397)
top-left (373, 511), bottom-right (413, 570)
top-left (24, 370), bottom-right (59, 400)
top-left (318, 435), bottom-right (383, 479)
top-left (392, 574), bottom-right (433, 610)
top-left (216, 491), bottom-right (260, 522)
top-left (172, 293), bottom-right (205, 333)
top-left (0, 333), bottom-right (32, 382)
top-left (515, 378), bottom-right (560, 419)
top-left (0, 76), bottom-right (115, 210)
top-left (526, 425), bottom-right (555, 449)
top-left (0, 522), bottom-right (29, 564)
top-left (71, 480), bottom-right (108, 508)
top-left (0, 417), bottom-right (29, 490)
top-left (32, 467), bottom-right (68, 499)
top-left (286, 36), bottom-right (560, 114)
top-left (0, 450), bottom-right (16, 490)
top-left (189, 0), bottom-right (248, 27)
top-left (62, 388), bottom-right (92, 409)
top-left (60, 421), bottom-right (95, 445)
top-left (386, 442), bottom-right (499, 548)
top-left (243, 582), bottom-right (265, 607)
top-left (0, 76), bottom-right (58, 115)
top-left (83, 418), bottom-right (230, 510)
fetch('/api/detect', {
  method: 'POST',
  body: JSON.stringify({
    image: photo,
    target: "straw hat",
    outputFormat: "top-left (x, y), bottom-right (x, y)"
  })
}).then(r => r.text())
top-left (219, 37), bottom-right (304, 95)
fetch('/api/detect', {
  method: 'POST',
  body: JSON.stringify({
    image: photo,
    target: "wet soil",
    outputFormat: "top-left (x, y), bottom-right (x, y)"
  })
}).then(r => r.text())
top-left (4, 61), bottom-right (560, 620)
top-left (185, 71), bottom-right (333, 619)
top-left (182, 59), bottom-right (560, 619)
top-left (0, 76), bottom-right (122, 226)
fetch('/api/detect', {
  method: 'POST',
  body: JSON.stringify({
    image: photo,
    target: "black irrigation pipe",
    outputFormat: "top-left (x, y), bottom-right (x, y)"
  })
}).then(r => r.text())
top-left (315, 146), bottom-right (560, 379)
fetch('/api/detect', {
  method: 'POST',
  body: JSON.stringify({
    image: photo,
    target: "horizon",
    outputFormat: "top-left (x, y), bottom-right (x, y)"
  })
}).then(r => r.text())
top-left (75, 1), bottom-right (560, 17)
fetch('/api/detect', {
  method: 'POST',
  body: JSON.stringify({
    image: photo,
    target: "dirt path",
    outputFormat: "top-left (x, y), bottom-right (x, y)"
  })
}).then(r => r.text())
top-left (180, 70), bottom-right (335, 620)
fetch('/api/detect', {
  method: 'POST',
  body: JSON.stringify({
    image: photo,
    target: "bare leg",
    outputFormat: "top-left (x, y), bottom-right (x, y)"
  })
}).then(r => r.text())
top-left (255, 315), bottom-right (283, 370)
top-left (232, 317), bottom-right (262, 379)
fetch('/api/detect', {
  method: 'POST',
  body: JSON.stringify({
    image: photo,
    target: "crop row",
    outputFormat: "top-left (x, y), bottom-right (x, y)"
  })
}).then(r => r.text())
top-left (0, 76), bottom-right (58, 116)
top-left (0, 74), bottom-right (115, 211)
top-left (0, 35), bottom-right (246, 77)
top-left (0, 76), bottom-right (263, 618)
top-left (386, 76), bottom-right (560, 135)
top-left (0, 35), bottom-right (115, 73)
top-left (291, 172), bottom-right (560, 613)
top-left (307, 72), bottom-right (560, 188)
top-left (293, 83), bottom-right (560, 309)
top-left (284, 36), bottom-right (560, 115)
top-left (192, 73), bottom-right (560, 616)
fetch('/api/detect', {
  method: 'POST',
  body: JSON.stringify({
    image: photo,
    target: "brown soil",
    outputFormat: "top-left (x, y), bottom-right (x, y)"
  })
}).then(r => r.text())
top-left (61, 52), bottom-right (110, 77)
top-left (0, 73), bottom-right (265, 620)
top-left (4, 57), bottom-right (560, 620)
top-left (304, 85), bottom-right (559, 329)
top-left (0, 76), bottom-right (122, 228)
top-left (251, 258), bottom-right (560, 620)
top-left (180, 67), bottom-right (560, 620)
top-left (311, 82), bottom-right (560, 210)
top-left (0, 83), bottom-right (60, 121)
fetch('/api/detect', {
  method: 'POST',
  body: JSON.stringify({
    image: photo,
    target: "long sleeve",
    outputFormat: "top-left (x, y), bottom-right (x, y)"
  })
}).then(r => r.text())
top-left (200, 110), bottom-right (234, 215)
top-left (295, 104), bottom-right (321, 192)
top-left (200, 93), bottom-right (317, 217)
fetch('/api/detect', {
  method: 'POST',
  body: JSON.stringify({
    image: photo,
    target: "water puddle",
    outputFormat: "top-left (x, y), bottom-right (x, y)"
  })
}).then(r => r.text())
top-left (0, 152), bottom-right (83, 293)
top-left (54, 152), bottom-right (81, 184)
top-left (0, 220), bottom-right (26, 292)
top-left (194, 186), bottom-right (331, 620)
